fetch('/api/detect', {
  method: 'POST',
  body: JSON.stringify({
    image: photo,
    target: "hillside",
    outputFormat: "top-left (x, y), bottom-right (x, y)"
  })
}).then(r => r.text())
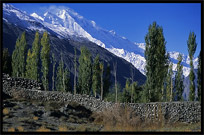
top-left (3, 21), bottom-right (146, 89)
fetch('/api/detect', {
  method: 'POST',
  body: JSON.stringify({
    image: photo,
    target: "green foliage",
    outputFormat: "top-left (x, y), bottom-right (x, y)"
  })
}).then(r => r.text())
top-left (197, 51), bottom-right (201, 102)
top-left (105, 83), bottom-right (122, 102)
top-left (40, 32), bottom-right (50, 91)
top-left (56, 54), bottom-right (64, 91)
top-left (122, 79), bottom-right (131, 103)
top-left (64, 67), bottom-right (71, 92)
top-left (122, 79), bottom-right (142, 103)
top-left (31, 31), bottom-right (41, 81)
top-left (74, 47), bottom-right (77, 95)
top-left (51, 53), bottom-right (56, 91)
top-left (166, 62), bottom-right (173, 101)
top-left (12, 32), bottom-right (27, 78)
top-left (78, 46), bottom-right (92, 95)
top-left (174, 54), bottom-right (184, 101)
top-left (144, 22), bottom-right (169, 102)
top-left (103, 63), bottom-right (111, 99)
top-left (187, 32), bottom-right (197, 101)
top-left (100, 62), bottom-right (104, 100)
top-left (3, 48), bottom-right (12, 75)
top-left (25, 49), bottom-right (33, 79)
top-left (92, 54), bottom-right (100, 97)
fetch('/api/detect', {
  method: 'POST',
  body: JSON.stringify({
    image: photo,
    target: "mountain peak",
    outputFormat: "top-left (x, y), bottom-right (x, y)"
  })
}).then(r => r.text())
top-left (3, 3), bottom-right (15, 9)
top-left (31, 12), bottom-right (44, 21)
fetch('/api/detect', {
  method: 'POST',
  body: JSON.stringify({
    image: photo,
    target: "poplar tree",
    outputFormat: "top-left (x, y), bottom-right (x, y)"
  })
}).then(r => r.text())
top-left (3, 48), bottom-right (12, 75)
top-left (12, 32), bottom-right (27, 78)
top-left (122, 78), bottom-right (131, 103)
top-left (130, 68), bottom-right (135, 103)
top-left (166, 62), bottom-right (173, 101)
top-left (31, 31), bottom-right (41, 81)
top-left (144, 22), bottom-right (169, 102)
top-left (113, 62), bottom-right (117, 102)
top-left (25, 49), bottom-right (33, 79)
top-left (100, 62), bottom-right (104, 100)
top-left (103, 63), bottom-right (111, 99)
top-left (197, 51), bottom-right (201, 102)
top-left (92, 54), bottom-right (100, 97)
top-left (12, 37), bottom-right (20, 77)
top-left (40, 32), bottom-right (50, 91)
top-left (56, 54), bottom-right (64, 91)
top-left (51, 53), bottom-right (56, 91)
top-left (187, 32), bottom-right (197, 101)
top-left (18, 32), bottom-right (27, 78)
top-left (78, 46), bottom-right (92, 95)
top-left (174, 54), bottom-right (184, 101)
top-left (74, 47), bottom-right (77, 95)
top-left (64, 67), bottom-right (71, 92)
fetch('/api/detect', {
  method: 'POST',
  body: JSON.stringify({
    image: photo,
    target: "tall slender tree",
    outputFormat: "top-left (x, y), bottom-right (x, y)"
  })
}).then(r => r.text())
top-left (25, 49), bottom-right (33, 79)
top-left (92, 54), bottom-right (100, 97)
top-left (18, 32), bottom-right (27, 78)
top-left (3, 48), bottom-right (12, 75)
top-left (113, 61), bottom-right (117, 103)
top-left (166, 62), bottom-right (173, 101)
top-left (12, 37), bottom-right (20, 77)
top-left (12, 32), bottom-right (27, 78)
top-left (51, 53), bottom-right (56, 91)
top-left (78, 46), bottom-right (92, 95)
top-left (122, 78), bottom-right (131, 103)
top-left (197, 51), bottom-right (201, 102)
top-left (144, 22), bottom-right (169, 102)
top-left (130, 67), bottom-right (135, 103)
top-left (174, 54), bottom-right (184, 101)
top-left (187, 32), bottom-right (197, 101)
top-left (100, 62), bottom-right (104, 100)
top-left (103, 63), bottom-right (111, 99)
top-left (31, 31), bottom-right (41, 81)
top-left (56, 53), bottom-right (64, 91)
top-left (64, 67), bottom-right (71, 92)
top-left (40, 32), bottom-right (50, 91)
top-left (74, 47), bottom-right (77, 95)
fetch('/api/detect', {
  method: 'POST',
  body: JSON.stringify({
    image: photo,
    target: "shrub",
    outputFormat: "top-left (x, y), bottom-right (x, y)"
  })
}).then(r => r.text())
top-left (58, 125), bottom-right (68, 131)
top-left (36, 126), bottom-right (51, 132)
top-left (3, 108), bottom-right (9, 115)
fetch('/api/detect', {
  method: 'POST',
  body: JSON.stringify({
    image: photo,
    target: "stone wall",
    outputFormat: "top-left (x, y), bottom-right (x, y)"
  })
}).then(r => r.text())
top-left (2, 73), bottom-right (201, 123)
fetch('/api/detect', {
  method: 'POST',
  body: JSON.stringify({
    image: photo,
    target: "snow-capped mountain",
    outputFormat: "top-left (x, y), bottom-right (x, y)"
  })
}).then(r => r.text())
top-left (3, 3), bottom-right (198, 78)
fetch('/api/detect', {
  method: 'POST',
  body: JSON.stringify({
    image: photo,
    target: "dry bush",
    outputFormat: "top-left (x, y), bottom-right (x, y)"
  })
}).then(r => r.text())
top-left (58, 125), bottom-right (68, 131)
top-left (33, 116), bottom-right (39, 121)
top-left (17, 126), bottom-right (24, 131)
top-left (7, 127), bottom-right (15, 132)
top-left (92, 103), bottom-right (142, 131)
top-left (3, 108), bottom-right (9, 115)
top-left (92, 103), bottom-right (169, 131)
top-left (36, 126), bottom-right (51, 132)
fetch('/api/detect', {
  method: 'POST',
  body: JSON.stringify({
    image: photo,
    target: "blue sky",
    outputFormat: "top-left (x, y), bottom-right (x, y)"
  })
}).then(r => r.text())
top-left (10, 3), bottom-right (201, 57)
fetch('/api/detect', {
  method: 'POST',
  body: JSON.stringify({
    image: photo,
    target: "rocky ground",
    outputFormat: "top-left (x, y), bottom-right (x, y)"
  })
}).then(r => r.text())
top-left (2, 92), bottom-right (103, 132)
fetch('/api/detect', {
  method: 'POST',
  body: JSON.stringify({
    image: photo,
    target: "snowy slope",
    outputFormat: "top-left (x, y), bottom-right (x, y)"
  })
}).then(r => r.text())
top-left (3, 3), bottom-right (198, 77)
